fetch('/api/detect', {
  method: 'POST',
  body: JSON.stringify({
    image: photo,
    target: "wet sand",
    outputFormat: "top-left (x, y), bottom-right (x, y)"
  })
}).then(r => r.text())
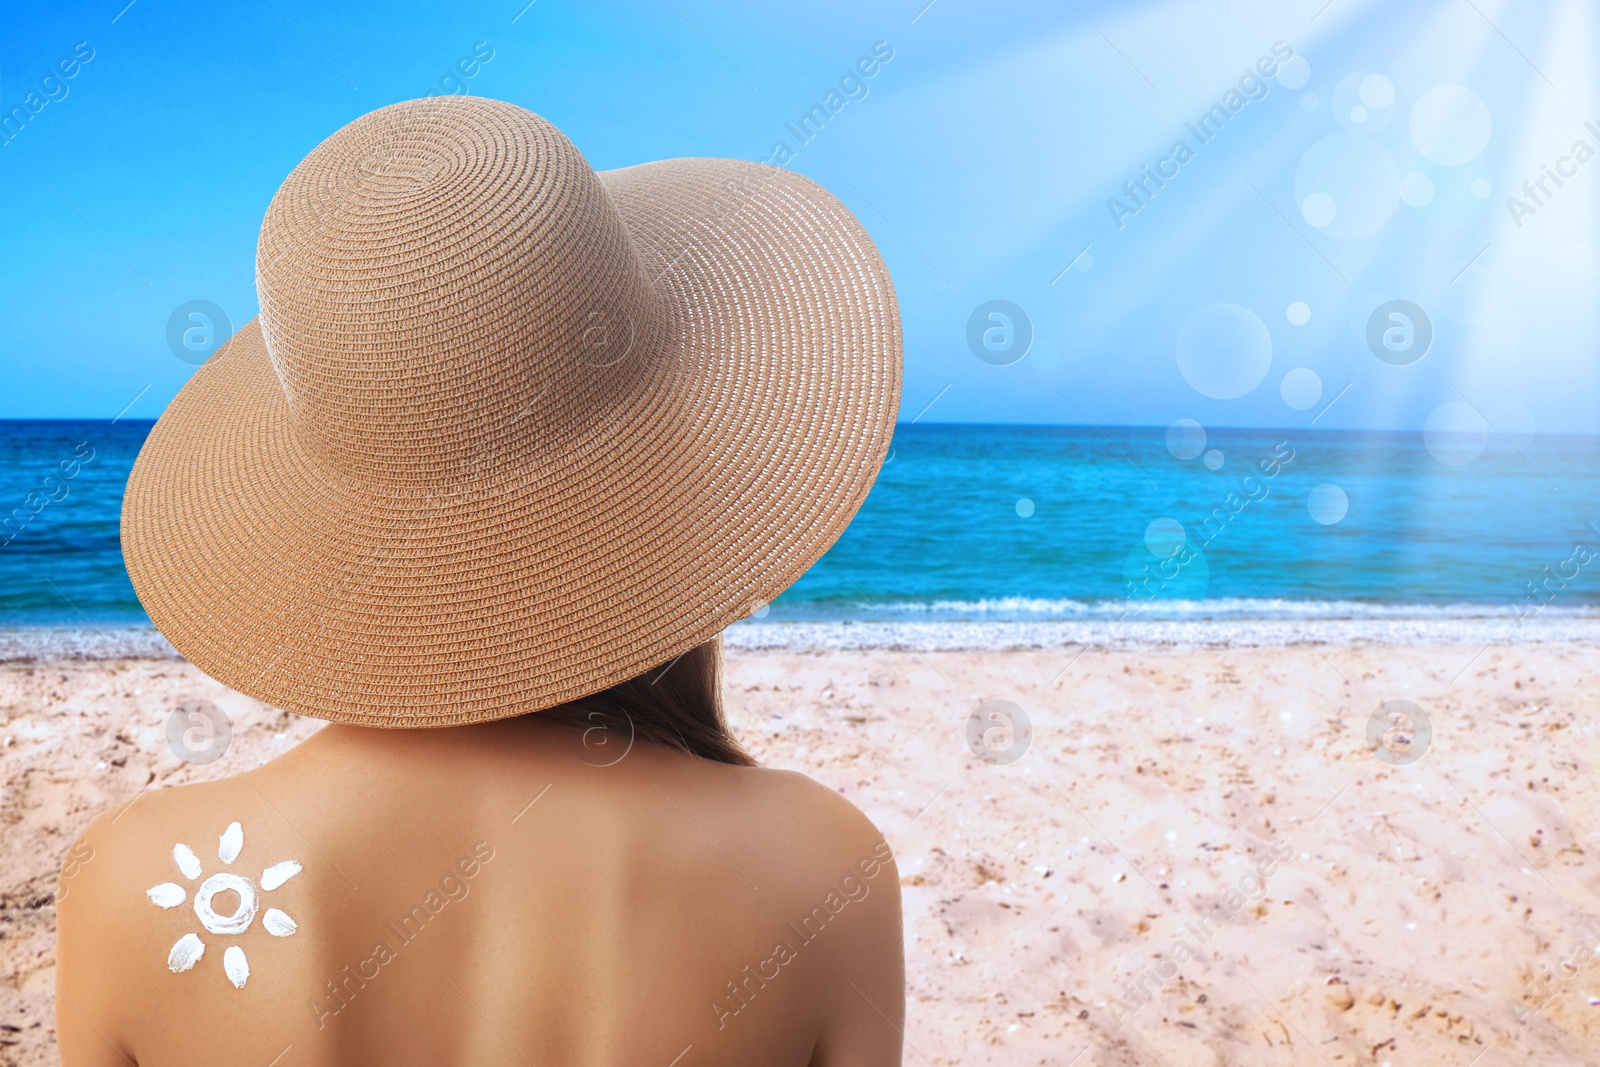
top-left (3, 641), bottom-right (1599, 1065)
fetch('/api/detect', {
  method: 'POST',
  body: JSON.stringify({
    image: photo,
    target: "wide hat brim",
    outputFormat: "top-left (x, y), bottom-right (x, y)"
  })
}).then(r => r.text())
top-left (123, 158), bottom-right (900, 726)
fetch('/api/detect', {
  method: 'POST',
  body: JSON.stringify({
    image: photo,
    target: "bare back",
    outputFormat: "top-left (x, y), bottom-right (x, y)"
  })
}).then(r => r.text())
top-left (56, 717), bottom-right (904, 1066)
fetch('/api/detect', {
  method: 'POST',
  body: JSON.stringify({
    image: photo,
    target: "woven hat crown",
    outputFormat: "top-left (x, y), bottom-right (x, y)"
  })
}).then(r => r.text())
top-left (255, 97), bottom-right (665, 486)
top-left (127, 96), bottom-right (900, 726)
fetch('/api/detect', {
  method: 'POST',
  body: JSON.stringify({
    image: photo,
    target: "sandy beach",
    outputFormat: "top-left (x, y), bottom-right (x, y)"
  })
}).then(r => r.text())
top-left (5, 634), bottom-right (1600, 1065)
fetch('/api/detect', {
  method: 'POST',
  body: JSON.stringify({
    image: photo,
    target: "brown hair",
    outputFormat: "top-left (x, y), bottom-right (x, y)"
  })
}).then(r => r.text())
top-left (537, 637), bottom-right (756, 766)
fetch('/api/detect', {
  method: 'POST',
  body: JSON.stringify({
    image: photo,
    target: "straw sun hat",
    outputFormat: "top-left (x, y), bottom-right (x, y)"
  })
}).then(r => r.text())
top-left (124, 96), bottom-right (901, 727)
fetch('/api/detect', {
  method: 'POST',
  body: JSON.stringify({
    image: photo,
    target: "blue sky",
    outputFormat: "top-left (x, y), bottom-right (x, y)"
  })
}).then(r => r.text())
top-left (2, 0), bottom-right (1596, 433)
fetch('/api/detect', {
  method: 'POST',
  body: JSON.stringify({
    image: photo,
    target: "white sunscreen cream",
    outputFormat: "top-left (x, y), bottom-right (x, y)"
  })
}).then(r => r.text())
top-left (218, 821), bottom-right (243, 864)
top-left (168, 933), bottom-right (205, 973)
top-left (260, 860), bottom-right (302, 891)
top-left (263, 908), bottom-right (297, 937)
top-left (173, 843), bottom-right (202, 880)
top-left (194, 872), bottom-right (259, 935)
top-left (146, 882), bottom-right (186, 909)
top-left (151, 821), bottom-right (301, 990)
top-left (223, 945), bottom-right (250, 989)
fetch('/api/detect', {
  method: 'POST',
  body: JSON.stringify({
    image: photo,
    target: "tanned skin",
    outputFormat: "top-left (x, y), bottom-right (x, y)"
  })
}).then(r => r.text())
top-left (56, 714), bottom-right (904, 1066)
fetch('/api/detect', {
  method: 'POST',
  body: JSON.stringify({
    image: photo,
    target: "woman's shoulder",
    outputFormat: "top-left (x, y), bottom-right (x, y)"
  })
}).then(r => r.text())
top-left (56, 730), bottom-right (905, 1064)
top-left (58, 763), bottom-right (313, 971)
top-left (63, 756), bottom-right (300, 882)
top-left (60, 768), bottom-right (265, 917)
top-left (647, 755), bottom-right (896, 876)
top-left (55, 767), bottom-right (311, 1057)
top-left (62, 731), bottom-right (894, 902)
top-left (681, 764), bottom-right (904, 1057)
top-left (754, 766), bottom-right (894, 861)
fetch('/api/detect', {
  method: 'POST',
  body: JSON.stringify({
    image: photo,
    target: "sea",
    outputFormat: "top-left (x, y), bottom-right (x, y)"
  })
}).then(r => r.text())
top-left (3, 419), bottom-right (1600, 655)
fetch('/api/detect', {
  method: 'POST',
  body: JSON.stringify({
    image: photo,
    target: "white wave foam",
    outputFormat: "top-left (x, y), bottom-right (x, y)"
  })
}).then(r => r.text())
top-left (727, 615), bottom-right (1600, 650)
top-left (0, 627), bottom-right (179, 661)
top-left (842, 598), bottom-right (1600, 621)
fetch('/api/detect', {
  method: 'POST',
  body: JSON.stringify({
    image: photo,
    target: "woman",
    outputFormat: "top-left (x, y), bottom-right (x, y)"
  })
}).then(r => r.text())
top-left (56, 97), bottom-right (903, 1066)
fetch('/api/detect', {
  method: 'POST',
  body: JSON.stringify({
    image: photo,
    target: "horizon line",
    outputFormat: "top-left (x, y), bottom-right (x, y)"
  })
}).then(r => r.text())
top-left (0, 416), bottom-right (1598, 439)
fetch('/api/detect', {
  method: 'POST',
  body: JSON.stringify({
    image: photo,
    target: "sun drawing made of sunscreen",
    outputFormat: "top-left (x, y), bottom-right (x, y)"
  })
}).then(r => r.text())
top-left (146, 821), bottom-right (301, 989)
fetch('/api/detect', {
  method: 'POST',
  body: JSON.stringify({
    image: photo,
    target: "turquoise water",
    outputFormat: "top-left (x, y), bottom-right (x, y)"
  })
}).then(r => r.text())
top-left (2, 419), bottom-right (1598, 627)
top-left (1, 420), bottom-right (150, 626)
top-left (788, 424), bottom-right (1600, 621)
